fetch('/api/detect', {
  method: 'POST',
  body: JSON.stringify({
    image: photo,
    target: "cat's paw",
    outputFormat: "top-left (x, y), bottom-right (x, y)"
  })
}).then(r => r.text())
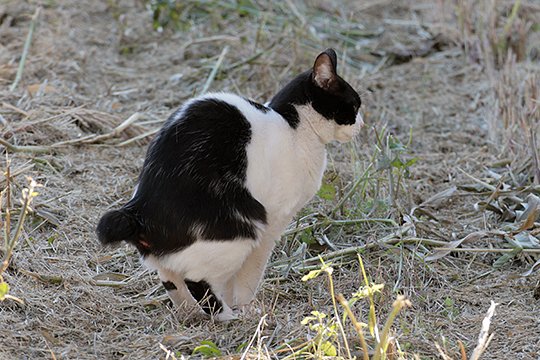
top-left (214, 308), bottom-right (239, 322)
top-left (232, 303), bottom-right (262, 318)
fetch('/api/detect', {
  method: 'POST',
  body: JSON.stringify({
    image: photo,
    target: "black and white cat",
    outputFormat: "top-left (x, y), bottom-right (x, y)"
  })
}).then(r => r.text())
top-left (97, 49), bottom-right (363, 321)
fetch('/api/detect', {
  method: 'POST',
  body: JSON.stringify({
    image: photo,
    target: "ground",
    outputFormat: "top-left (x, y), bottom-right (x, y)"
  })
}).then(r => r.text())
top-left (1, 1), bottom-right (539, 359)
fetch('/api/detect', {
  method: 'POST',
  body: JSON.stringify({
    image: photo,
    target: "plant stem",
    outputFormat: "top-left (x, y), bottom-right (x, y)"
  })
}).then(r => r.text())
top-left (200, 45), bottom-right (229, 94)
top-left (331, 164), bottom-right (373, 216)
top-left (373, 295), bottom-right (411, 360)
top-left (10, 7), bottom-right (41, 92)
top-left (337, 293), bottom-right (369, 360)
top-left (1, 177), bottom-right (38, 275)
top-left (326, 269), bottom-right (352, 359)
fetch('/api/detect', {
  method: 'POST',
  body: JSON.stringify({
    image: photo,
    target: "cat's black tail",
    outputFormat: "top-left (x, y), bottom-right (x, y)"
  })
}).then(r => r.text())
top-left (96, 209), bottom-right (140, 245)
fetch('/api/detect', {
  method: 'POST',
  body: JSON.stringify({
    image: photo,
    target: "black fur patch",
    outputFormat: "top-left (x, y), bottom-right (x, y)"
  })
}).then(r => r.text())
top-left (269, 68), bottom-right (361, 128)
top-left (245, 98), bottom-right (270, 113)
top-left (185, 279), bottom-right (223, 315)
top-left (120, 98), bottom-right (267, 255)
top-left (162, 281), bottom-right (177, 291)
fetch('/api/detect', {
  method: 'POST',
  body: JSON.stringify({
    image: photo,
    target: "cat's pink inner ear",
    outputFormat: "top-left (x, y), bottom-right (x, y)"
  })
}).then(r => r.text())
top-left (313, 53), bottom-right (337, 89)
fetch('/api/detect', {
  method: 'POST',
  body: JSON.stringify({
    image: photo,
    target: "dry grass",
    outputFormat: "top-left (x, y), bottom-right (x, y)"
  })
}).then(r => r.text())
top-left (1, 0), bottom-right (539, 359)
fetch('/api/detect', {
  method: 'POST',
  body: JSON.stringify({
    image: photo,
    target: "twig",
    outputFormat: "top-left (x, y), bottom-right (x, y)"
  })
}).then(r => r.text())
top-left (80, 112), bottom-right (141, 144)
top-left (283, 0), bottom-right (305, 26)
top-left (435, 343), bottom-right (454, 360)
top-left (433, 247), bottom-right (540, 254)
top-left (13, 105), bottom-right (87, 129)
top-left (224, 41), bottom-right (277, 72)
top-left (241, 315), bottom-right (267, 360)
top-left (116, 127), bottom-right (159, 147)
top-left (328, 218), bottom-right (398, 227)
top-left (283, 217), bottom-right (398, 237)
top-left (178, 35), bottom-right (238, 53)
top-left (458, 167), bottom-right (496, 191)
top-left (0, 113), bottom-right (142, 153)
top-left (200, 46), bottom-right (229, 94)
top-left (1, 102), bottom-right (30, 117)
top-left (529, 126), bottom-right (540, 185)
top-left (470, 301), bottom-right (498, 360)
top-left (0, 138), bottom-right (51, 154)
top-left (10, 7), bottom-right (41, 92)
top-left (326, 268), bottom-right (352, 359)
top-left (331, 164), bottom-right (373, 215)
top-left (89, 280), bottom-right (128, 287)
top-left (458, 340), bottom-right (467, 360)
top-left (159, 343), bottom-right (178, 360)
top-left (0, 163), bottom-right (33, 185)
top-left (299, 230), bottom-right (445, 265)
top-left (19, 269), bottom-right (63, 284)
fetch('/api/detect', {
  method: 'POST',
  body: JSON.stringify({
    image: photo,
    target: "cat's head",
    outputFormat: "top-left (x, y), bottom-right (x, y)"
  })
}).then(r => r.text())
top-left (269, 48), bottom-right (364, 143)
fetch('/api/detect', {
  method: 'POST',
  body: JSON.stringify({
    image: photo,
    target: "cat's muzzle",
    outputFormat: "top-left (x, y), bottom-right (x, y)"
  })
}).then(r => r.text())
top-left (335, 112), bottom-right (364, 143)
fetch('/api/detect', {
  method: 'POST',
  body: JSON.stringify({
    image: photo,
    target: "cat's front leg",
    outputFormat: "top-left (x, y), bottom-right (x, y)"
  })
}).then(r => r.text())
top-left (229, 236), bottom-right (277, 307)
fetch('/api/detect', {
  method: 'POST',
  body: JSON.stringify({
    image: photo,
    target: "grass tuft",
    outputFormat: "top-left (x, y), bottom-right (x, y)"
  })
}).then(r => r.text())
top-left (1, 155), bottom-right (40, 305)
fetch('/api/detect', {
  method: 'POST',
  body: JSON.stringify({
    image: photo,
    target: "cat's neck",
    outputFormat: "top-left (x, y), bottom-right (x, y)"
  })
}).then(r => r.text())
top-left (268, 71), bottom-right (311, 129)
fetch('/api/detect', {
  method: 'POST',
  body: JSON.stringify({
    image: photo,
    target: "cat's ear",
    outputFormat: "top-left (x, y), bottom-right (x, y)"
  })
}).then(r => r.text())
top-left (312, 49), bottom-right (338, 90)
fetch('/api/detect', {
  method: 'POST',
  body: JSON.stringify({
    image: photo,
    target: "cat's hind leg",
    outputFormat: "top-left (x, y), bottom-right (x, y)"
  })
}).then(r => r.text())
top-left (229, 236), bottom-right (276, 307)
top-left (157, 267), bottom-right (198, 310)
top-left (159, 267), bottom-right (236, 321)
top-left (185, 278), bottom-right (237, 321)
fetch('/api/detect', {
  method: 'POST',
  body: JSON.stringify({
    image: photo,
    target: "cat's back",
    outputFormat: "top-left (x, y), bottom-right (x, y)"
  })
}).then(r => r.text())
top-left (141, 93), bottom-right (282, 179)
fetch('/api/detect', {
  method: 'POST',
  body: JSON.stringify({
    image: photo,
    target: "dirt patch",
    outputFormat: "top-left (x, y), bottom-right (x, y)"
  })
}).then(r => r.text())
top-left (1, 1), bottom-right (539, 359)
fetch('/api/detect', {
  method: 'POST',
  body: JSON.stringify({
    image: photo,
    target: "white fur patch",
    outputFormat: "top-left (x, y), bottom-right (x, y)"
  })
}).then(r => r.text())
top-left (144, 238), bottom-right (258, 283)
top-left (335, 112), bottom-right (364, 143)
top-left (244, 103), bottom-right (327, 228)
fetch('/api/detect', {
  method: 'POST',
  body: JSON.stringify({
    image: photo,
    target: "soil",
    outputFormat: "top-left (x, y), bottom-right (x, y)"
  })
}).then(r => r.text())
top-left (1, 1), bottom-right (539, 359)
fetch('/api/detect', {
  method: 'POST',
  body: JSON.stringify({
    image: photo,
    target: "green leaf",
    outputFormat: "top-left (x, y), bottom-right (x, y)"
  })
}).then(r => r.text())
top-left (298, 228), bottom-right (316, 245)
top-left (404, 157), bottom-right (418, 167)
top-left (321, 341), bottom-right (337, 356)
top-left (302, 269), bottom-right (322, 282)
top-left (388, 136), bottom-right (406, 151)
top-left (391, 157), bottom-right (405, 169)
top-left (368, 302), bottom-right (376, 336)
top-left (493, 247), bottom-right (522, 269)
top-left (236, 342), bottom-right (248, 352)
top-left (317, 182), bottom-right (336, 201)
top-left (377, 156), bottom-right (392, 171)
top-left (0, 282), bottom-right (9, 300)
top-left (192, 340), bottom-right (222, 357)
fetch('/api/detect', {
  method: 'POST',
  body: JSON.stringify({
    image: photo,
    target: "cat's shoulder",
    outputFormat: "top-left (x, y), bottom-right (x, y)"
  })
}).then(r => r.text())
top-left (164, 92), bottom-right (285, 133)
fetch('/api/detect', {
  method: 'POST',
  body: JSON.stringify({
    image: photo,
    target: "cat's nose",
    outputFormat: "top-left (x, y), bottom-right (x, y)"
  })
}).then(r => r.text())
top-left (355, 112), bottom-right (365, 127)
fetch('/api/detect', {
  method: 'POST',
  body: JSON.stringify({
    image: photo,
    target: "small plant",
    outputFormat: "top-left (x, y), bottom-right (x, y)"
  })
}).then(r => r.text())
top-left (1, 158), bottom-right (40, 304)
top-left (374, 126), bottom-right (417, 213)
top-left (192, 340), bottom-right (222, 357)
top-left (299, 310), bottom-right (339, 357)
top-left (455, 0), bottom-right (529, 68)
top-left (294, 255), bottom-right (412, 360)
top-left (147, 0), bottom-right (258, 31)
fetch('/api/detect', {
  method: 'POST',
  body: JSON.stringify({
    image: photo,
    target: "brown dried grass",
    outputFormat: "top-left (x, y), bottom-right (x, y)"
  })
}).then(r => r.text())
top-left (1, 0), bottom-right (539, 359)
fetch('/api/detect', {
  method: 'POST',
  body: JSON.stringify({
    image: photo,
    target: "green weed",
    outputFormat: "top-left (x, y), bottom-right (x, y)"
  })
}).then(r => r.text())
top-left (1, 157), bottom-right (40, 304)
top-left (147, 0), bottom-right (259, 31)
top-left (291, 255), bottom-right (411, 360)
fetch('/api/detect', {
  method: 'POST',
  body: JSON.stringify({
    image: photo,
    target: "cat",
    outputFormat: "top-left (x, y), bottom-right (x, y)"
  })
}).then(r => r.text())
top-left (96, 48), bottom-right (363, 321)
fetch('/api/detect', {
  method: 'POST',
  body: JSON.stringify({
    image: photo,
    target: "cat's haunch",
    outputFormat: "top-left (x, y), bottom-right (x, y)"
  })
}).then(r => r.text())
top-left (96, 48), bottom-right (363, 321)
